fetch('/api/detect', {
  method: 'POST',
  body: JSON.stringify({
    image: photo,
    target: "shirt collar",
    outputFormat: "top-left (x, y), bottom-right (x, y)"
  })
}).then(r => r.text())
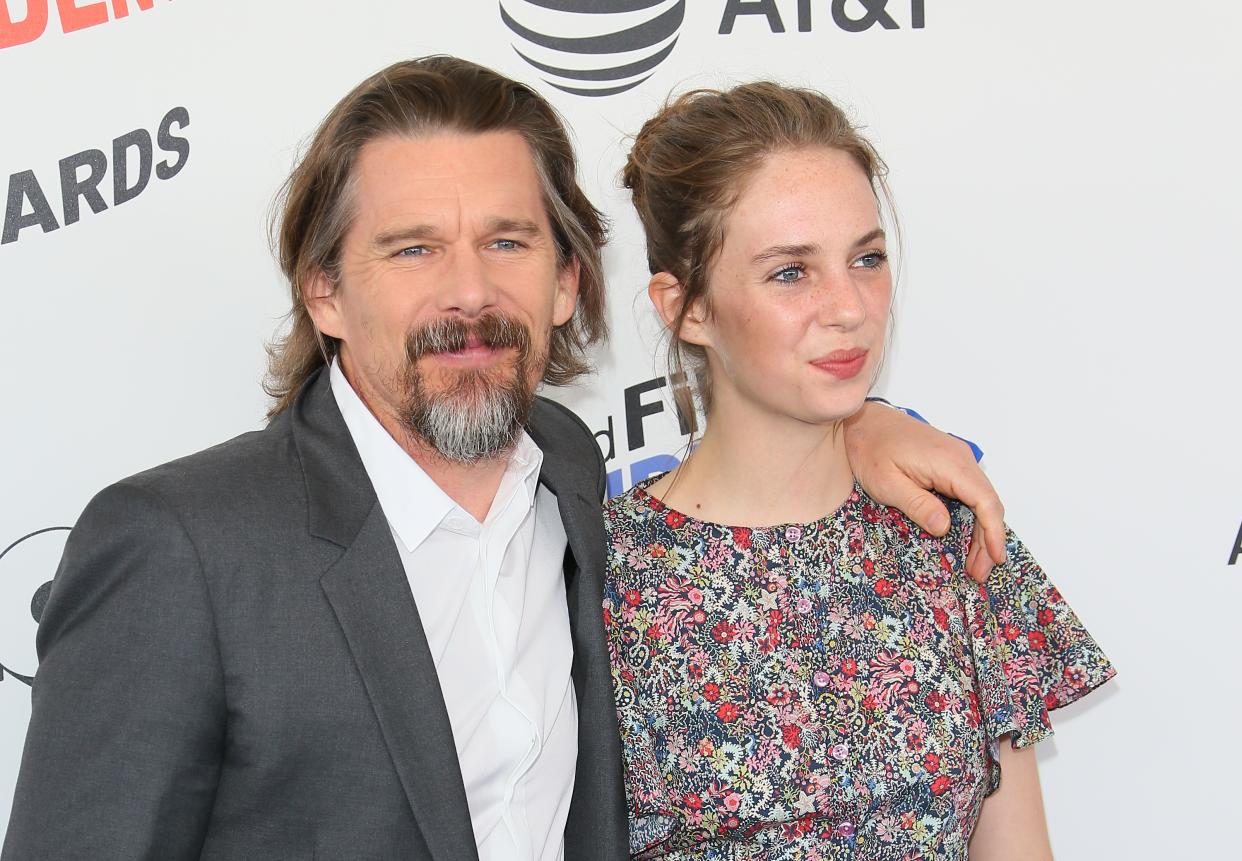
top-left (329, 359), bottom-right (544, 552)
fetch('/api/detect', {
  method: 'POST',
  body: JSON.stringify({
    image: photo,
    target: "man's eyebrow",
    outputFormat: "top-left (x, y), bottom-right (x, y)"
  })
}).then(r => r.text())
top-left (372, 218), bottom-right (545, 250)
top-left (484, 217), bottom-right (543, 237)
top-left (751, 243), bottom-right (821, 266)
top-left (372, 225), bottom-right (437, 249)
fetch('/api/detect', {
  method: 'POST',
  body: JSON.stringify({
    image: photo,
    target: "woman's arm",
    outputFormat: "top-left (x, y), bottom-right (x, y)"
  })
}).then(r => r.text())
top-left (969, 739), bottom-right (1054, 860)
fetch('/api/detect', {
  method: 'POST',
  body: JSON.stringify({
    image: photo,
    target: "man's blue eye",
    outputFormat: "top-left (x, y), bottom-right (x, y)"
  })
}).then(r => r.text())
top-left (773, 265), bottom-right (804, 283)
top-left (492, 239), bottom-right (520, 251)
top-left (397, 246), bottom-right (428, 257)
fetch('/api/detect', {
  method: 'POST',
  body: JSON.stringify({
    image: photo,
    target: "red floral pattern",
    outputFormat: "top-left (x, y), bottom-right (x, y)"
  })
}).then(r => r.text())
top-left (604, 480), bottom-right (1114, 860)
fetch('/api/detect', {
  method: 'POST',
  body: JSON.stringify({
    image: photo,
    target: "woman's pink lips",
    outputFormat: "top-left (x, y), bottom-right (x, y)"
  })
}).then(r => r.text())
top-left (811, 348), bottom-right (869, 379)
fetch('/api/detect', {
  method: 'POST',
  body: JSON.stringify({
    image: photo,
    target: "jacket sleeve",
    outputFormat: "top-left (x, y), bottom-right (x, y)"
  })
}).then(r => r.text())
top-left (2, 481), bottom-right (226, 861)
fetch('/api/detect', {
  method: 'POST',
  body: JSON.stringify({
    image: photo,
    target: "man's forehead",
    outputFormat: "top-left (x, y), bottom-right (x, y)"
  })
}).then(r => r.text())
top-left (357, 131), bottom-right (539, 188)
top-left (354, 131), bottom-right (549, 226)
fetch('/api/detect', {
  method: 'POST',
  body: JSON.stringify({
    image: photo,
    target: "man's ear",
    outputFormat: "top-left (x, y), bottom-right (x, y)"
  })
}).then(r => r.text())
top-left (552, 255), bottom-right (580, 327)
top-left (303, 269), bottom-right (344, 339)
top-left (648, 272), bottom-right (710, 347)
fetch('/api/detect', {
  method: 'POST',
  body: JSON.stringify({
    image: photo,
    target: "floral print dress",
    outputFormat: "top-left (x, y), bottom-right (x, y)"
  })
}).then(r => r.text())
top-left (603, 479), bottom-right (1114, 860)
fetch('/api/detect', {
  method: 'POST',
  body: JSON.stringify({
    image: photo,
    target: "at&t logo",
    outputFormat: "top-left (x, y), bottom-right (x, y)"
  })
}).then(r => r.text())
top-left (719, 0), bottom-right (926, 33)
top-left (500, 0), bottom-right (685, 97)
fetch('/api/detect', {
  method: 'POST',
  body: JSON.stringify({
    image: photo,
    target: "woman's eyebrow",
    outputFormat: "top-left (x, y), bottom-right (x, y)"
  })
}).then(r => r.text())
top-left (749, 228), bottom-right (886, 266)
top-left (751, 242), bottom-right (820, 266)
top-left (853, 228), bottom-right (886, 248)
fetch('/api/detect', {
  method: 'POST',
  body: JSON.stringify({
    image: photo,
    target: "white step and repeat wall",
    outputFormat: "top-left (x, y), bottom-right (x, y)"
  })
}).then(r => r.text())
top-left (2, 1), bottom-right (1239, 856)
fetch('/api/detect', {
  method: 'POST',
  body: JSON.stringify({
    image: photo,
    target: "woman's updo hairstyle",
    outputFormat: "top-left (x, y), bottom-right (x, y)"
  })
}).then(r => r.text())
top-left (622, 81), bottom-right (889, 425)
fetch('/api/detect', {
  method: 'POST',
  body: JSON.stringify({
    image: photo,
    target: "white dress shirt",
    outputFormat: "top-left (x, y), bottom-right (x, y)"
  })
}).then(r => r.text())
top-left (330, 362), bottom-right (577, 861)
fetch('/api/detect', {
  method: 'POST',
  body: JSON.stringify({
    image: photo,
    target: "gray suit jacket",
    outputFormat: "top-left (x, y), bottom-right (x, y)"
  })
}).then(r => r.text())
top-left (1, 368), bottom-right (628, 860)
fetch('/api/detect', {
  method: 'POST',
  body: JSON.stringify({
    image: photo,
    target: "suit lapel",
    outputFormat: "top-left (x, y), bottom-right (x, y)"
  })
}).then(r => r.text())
top-left (319, 507), bottom-right (479, 861)
top-left (528, 402), bottom-right (629, 860)
top-left (291, 370), bottom-right (479, 861)
top-left (527, 409), bottom-right (606, 669)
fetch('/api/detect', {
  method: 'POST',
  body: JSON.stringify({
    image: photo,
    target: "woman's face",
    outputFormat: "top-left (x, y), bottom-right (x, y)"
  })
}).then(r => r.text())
top-left (687, 146), bottom-right (892, 428)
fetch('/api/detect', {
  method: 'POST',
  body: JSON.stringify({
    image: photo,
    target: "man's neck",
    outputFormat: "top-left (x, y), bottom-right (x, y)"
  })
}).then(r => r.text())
top-left (392, 430), bottom-right (512, 523)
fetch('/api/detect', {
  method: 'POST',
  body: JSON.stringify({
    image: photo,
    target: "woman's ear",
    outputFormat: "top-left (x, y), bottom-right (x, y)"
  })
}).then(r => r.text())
top-left (648, 272), bottom-right (711, 347)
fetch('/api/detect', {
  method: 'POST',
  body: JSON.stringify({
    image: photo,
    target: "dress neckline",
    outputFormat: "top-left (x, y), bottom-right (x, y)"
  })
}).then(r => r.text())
top-left (629, 472), bottom-right (866, 534)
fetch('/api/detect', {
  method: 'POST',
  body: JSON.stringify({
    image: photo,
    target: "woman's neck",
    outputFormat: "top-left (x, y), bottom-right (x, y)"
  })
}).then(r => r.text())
top-left (651, 397), bottom-right (857, 527)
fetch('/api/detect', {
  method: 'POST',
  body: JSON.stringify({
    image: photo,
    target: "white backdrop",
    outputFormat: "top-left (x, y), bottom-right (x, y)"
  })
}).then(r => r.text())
top-left (2, 1), bottom-right (1239, 856)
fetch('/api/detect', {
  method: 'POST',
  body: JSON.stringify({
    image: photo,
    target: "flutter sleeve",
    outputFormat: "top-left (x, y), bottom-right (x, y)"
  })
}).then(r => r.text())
top-left (961, 524), bottom-right (1116, 755)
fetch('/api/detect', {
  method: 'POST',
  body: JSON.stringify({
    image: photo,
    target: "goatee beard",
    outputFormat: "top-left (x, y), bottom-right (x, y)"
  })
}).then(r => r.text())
top-left (400, 313), bottom-right (540, 463)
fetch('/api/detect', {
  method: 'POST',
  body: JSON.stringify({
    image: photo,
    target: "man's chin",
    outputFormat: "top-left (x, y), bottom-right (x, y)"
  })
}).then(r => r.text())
top-left (402, 386), bottom-right (532, 464)
top-left (422, 365), bottom-right (520, 401)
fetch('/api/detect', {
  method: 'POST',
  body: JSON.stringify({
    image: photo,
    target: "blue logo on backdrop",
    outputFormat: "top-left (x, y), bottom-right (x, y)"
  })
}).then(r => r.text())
top-left (500, 0), bottom-right (685, 97)
top-left (593, 374), bottom-right (694, 497)
top-left (0, 527), bottom-right (69, 686)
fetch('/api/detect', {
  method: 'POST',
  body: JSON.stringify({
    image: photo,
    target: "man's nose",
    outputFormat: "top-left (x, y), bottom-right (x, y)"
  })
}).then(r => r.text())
top-left (437, 248), bottom-right (499, 316)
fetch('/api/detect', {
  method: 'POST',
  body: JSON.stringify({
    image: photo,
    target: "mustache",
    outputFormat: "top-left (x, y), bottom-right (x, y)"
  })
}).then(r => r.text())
top-left (405, 313), bottom-right (531, 362)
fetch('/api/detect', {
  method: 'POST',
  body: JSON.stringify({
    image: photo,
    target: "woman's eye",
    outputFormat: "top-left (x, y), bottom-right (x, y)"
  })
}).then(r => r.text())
top-left (772, 265), bottom-right (805, 283)
top-left (854, 251), bottom-right (888, 269)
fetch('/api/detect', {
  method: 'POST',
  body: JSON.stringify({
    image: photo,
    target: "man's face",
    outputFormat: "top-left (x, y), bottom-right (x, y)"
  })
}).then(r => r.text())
top-left (306, 131), bottom-right (579, 461)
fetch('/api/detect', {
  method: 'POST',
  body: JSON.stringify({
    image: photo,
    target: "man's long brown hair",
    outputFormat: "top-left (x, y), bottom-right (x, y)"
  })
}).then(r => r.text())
top-left (265, 56), bottom-right (608, 418)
